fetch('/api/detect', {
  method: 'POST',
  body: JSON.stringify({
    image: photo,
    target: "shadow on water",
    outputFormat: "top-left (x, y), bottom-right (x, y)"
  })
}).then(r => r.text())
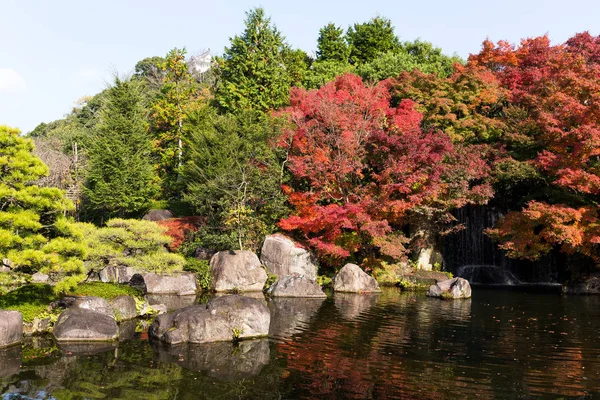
top-left (2, 288), bottom-right (600, 399)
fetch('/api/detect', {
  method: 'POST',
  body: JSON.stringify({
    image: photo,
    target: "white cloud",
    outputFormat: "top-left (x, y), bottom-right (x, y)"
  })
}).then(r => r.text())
top-left (76, 67), bottom-right (101, 82)
top-left (0, 68), bottom-right (26, 93)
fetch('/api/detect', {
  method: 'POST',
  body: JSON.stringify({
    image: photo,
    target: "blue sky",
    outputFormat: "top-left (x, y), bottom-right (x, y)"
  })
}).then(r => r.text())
top-left (1, 0), bottom-right (598, 133)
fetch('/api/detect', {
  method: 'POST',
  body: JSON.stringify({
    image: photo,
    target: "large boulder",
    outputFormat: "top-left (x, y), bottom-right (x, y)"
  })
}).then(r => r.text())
top-left (210, 251), bottom-right (267, 292)
top-left (426, 277), bottom-right (472, 299)
top-left (145, 294), bottom-right (198, 311)
top-left (150, 295), bottom-right (270, 344)
top-left (267, 275), bottom-right (326, 298)
top-left (333, 263), bottom-right (381, 293)
top-left (142, 209), bottom-right (175, 221)
top-left (563, 274), bottom-right (600, 295)
top-left (130, 272), bottom-right (197, 295)
top-left (58, 296), bottom-right (115, 318)
top-left (99, 265), bottom-right (136, 284)
top-left (110, 295), bottom-right (137, 321)
top-left (260, 234), bottom-right (318, 280)
top-left (0, 310), bottom-right (22, 348)
top-left (53, 308), bottom-right (119, 342)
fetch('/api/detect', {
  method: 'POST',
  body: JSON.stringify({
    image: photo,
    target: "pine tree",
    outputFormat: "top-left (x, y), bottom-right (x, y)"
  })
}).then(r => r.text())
top-left (84, 77), bottom-right (157, 219)
top-left (316, 23), bottom-right (350, 63)
top-left (0, 125), bottom-right (87, 293)
top-left (346, 16), bottom-right (400, 64)
top-left (215, 8), bottom-right (293, 112)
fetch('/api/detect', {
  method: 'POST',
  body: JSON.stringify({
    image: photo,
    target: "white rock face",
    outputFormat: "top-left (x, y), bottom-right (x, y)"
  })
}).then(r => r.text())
top-left (268, 275), bottom-right (326, 298)
top-left (333, 263), bottom-right (381, 293)
top-left (210, 251), bottom-right (267, 292)
top-left (0, 310), bottom-right (22, 348)
top-left (426, 277), bottom-right (472, 299)
top-left (260, 234), bottom-right (317, 280)
top-left (131, 273), bottom-right (198, 295)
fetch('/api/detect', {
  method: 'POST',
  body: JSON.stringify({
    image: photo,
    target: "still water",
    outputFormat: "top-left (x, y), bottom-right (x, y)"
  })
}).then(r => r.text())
top-left (2, 288), bottom-right (600, 399)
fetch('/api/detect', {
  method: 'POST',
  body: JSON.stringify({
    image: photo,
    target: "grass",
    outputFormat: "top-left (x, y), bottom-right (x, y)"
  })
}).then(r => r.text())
top-left (69, 282), bottom-right (143, 300)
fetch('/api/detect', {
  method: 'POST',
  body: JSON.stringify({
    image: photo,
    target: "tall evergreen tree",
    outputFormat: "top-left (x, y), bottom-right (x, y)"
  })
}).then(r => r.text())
top-left (346, 16), bottom-right (400, 64)
top-left (316, 23), bottom-right (350, 63)
top-left (84, 77), bottom-right (156, 220)
top-left (215, 8), bottom-right (293, 112)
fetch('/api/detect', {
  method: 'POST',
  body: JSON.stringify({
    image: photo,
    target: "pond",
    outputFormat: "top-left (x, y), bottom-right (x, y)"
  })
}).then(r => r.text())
top-left (2, 288), bottom-right (600, 399)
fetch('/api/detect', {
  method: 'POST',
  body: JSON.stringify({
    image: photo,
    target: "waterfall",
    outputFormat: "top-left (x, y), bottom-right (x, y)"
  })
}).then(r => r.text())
top-left (442, 205), bottom-right (562, 285)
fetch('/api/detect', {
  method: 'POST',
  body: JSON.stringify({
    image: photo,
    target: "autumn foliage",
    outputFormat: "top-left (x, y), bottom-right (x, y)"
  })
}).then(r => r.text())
top-left (157, 216), bottom-right (203, 251)
top-left (277, 74), bottom-right (491, 265)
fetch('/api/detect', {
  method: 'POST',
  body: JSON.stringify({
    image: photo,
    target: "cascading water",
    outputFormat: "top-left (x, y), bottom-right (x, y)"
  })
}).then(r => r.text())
top-left (442, 205), bottom-right (562, 285)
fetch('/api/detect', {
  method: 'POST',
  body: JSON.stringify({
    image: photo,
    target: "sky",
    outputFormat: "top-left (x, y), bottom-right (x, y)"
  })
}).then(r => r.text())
top-left (1, 0), bottom-right (599, 134)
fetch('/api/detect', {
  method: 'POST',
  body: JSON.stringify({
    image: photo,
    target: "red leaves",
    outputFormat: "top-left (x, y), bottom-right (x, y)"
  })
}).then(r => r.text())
top-left (157, 216), bottom-right (203, 251)
top-left (277, 74), bottom-right (491, 265)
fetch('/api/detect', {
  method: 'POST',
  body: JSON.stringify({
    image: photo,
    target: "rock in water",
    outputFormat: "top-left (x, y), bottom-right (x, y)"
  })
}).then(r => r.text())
top-left (53, 308), bottom-right (119, 341)
top-left (563, 273), bottom-right (600, 295)
top-left (130, 273), bottom-right (197, 295)
top-left (260, 234), bottom-right (318, 280)
top-left (149, 295), bottom-right (270, 344)
top-left (333, 263), bottom-right (381, 293)
top-left (426, 277), bottom-right (472, 299)
top-left (110, 296), bottom-right (137, 321)
top-left (210, 251), bottom-right (267, 292)
top-left (267, 275), bottom-right (326, 298)
top-left (58, 296), bottom-right (115, 318)
top-left (0, 310), bottom-right (22, 348)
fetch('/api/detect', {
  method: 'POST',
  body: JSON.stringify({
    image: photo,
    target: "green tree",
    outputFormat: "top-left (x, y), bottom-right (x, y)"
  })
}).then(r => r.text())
top-left (150, 48), bottom-right (201, 200)
top-left (84, 77), bottom-right (157, 220)
top-left (317, 23), bottom-right (350, 62)
top-left (0, 125), bottom-right (87, 293)
top-left (346, 16), bottom-right (400, 64)
top-left (183, 107), bottom-right (289, 251)
top-left (214, 7), bottom-right (293, 112)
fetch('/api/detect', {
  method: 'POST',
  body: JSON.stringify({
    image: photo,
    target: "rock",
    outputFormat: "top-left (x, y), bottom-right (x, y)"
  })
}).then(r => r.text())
top-left (145, 294), bottom-right (198, 311)
top-left (54, 308), bottom-right (119, 341)
top-left (110, 295), bottom-right (137, 321)
top-left (99, 265), bottom-right (136, 284)
top-left (260, 234), bottom-right (318, 280)
top-left (563, 274), bottom-right (600, 295)
top-left (150, 295), bottom-right (270, 344)
top-left (417, 247), bottom-right (444, 271)
top-left (140, 302), bottom-right (167, 316)
top-left (269, 297), bottom-right (324, 339)
top-left (426, 277), bottom-right (472, 299)
top-left (0, 310), bottom-right (22, 348)
top-left (142, 209), bottom-right (175, 221)
top-left (63, 296), bottom-right (115, 318)
top-left (333, 263), bottom-right (381, 293)
top-left (210, 251), bottom-right (267, 292)
top-left (155, 339), bottom-right (270, 380)
top-left (334, 293), bottom-right (380, 320)
top-left (118, 319), bottom-right (138, 342)
top-left (267, 275), bottom-right (326, 298)
top-left (0, 345), bottom-right (21, 377)
top-left (31, 272), bottom-right (49, 283)
top-left (194, 247), bottom-right (216, 261)
top-left (130, 273), bottom-right (197, 295)
top-left (23, 316), bottom-right (52, 335)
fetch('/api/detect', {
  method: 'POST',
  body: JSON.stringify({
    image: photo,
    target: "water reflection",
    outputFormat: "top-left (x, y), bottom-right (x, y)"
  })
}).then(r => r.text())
top-left (0, 346), bottom-right (21, 378)
top-left (57, 341), bottom-right (117, 356)
top-left (334, 292), bottom-right (379, 320)
top-left (154, 339), bottom-right (270, 380)
top-left (269, 297), bottom-right (325, 339)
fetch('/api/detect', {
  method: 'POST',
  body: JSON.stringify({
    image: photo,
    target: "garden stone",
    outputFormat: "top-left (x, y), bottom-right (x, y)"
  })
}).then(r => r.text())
top-left (67, 296), bottom-right (115, 318)
top-left (267, 275), bottom-right (326, 298)
top-left (0, 310), bottom-right (22, 348)
top-left (53, 308), bottom-right (118, 341)
top-left (210, 250), bottom-right (267, 292)
top-left (142, 209), bottom-right (175, 221)
top-left (31, 272), bottom-right (49, 283)
top-left (130, 272), bottom-right (197, 295)
top-left (426, 277), bottom-right (472, 299)
top-left (333, 263), bottom-right (381, 293)
top-left (260, 234), bottom-right (318, 280)
top-left (145, 294), bottom-right (197, 311)
top-left (563, 273), bottom-right (600, 295)
top-left (99, 265), bottom-right (135, 284)
top-left (150, 295), bottom-right (270, 344)
top-left (110, 295), bottom-right (137, 321)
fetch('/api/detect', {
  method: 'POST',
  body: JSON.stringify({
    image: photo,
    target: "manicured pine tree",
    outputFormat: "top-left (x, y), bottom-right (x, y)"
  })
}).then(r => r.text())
top-left (84, 77), bottom-right (156, 220)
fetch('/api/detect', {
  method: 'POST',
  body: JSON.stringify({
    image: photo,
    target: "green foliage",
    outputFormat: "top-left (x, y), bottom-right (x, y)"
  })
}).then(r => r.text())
top-left (70, 282), bottom-right (143, 299)
top-left (0, 284), bottom-right (58, 322)
top-left (316, 275), bottom-right (333, 287)
top-left (183, 258), bottom-right (212, 291)
top-left (0, 125), bottom-right (87, 293)
top-left (215, 7), bottom-right (295, 112)
top-left (264, 272), bottom-right (278, 291)
top-left (302, 60), bottom-right (356, 89)
top-left (317, 23), bottom-right (350, 62)
top-left (84, 218), bottom-right (185, 274)
top-left (84, 77), bottom-right (157, 219)
top-left (346, 16), bottom-right (400, 64)
top-left (184, 108), bottom-right (289, 252)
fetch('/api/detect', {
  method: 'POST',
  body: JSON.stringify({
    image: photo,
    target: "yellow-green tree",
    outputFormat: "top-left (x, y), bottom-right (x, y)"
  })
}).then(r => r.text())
top-left (0, 125), bottom-right (87, 293)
